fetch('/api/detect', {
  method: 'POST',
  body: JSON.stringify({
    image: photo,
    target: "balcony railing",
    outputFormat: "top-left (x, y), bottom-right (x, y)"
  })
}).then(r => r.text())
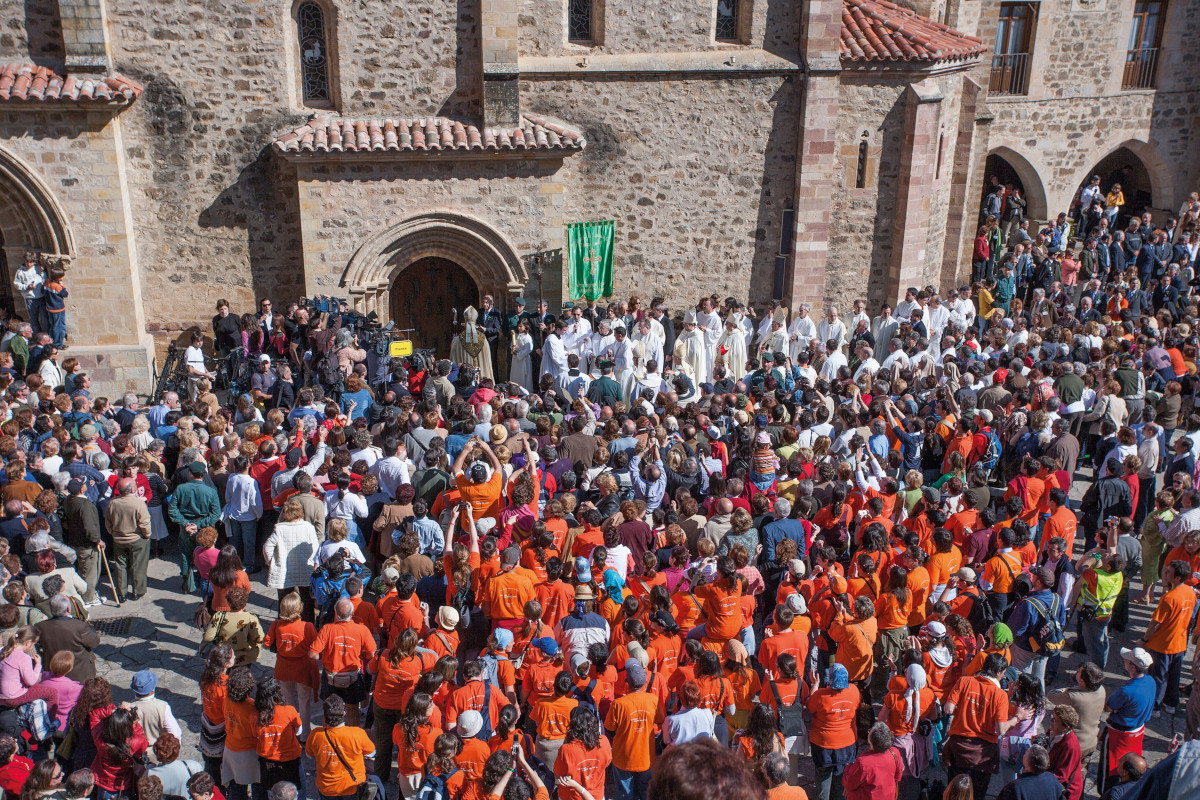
top-left (1123, 47), bottom-right (1159, 89)
top-left (989, 52), bottom-right (1030, 96)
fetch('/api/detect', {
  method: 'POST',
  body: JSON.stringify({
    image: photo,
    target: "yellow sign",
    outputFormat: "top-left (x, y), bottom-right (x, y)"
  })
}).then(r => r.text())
top-left (388, 340), bottom-right (414, 357)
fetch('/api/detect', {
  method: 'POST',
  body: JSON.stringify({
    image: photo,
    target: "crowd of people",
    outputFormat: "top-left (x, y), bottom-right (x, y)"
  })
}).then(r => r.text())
top-left (2, 184), bottom-right (1200, 800)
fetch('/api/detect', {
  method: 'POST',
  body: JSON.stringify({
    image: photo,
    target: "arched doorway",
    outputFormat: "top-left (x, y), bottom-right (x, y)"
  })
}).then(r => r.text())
top-left (981, 148), bottom-right (1049, 223)
top-left (0, 145), bottom-right (74, 321)
top-left (389, 257), bottom-right (480, 356)
top-left (1077, 145), bottom-right (1156, 227)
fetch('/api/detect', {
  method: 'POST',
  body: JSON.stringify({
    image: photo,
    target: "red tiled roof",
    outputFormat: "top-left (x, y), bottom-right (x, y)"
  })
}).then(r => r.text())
top-left (841, 0), bottom-right (986, 64)
top-left (0, 63), bottom-right (143, 105)
top-left (273, 114), bottom-right (586, 155)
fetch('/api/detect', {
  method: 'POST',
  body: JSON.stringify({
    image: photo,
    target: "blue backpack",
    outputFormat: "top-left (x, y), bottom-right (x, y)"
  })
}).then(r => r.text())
top-left (414, 767), bottom-right (459, 800)
top-left (977, 429), bottom-right (1002, 474)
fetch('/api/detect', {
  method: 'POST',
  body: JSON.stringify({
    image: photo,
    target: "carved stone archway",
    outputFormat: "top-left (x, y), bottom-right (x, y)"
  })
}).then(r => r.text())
top-left (0, 144), bottom-right (74, 268)
top-left (340, 212), bottom-right (527, 322)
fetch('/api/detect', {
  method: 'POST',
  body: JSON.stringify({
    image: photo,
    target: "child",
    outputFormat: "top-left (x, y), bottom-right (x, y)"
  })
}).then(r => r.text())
top-left (43, 265), bottom-right (68, 349)
top-left (0, 735), bottom-right (32, 796)
top-left (41, 650), bottom-right (82, 732)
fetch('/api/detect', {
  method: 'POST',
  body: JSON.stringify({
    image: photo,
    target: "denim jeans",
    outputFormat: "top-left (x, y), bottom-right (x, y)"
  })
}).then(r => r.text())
top-left (25, 297), bottom-right (46, 335)
top-left (612, 766), bottom-right (652, 800)
top-left (48, 311), bottom-right (66, 348)
top-left (227, 518), bottom-right (259, 570)
top-left (1010, 646), bottom-right (1048, 689)
top-left (1080, 617), bottom-right (1111, 671)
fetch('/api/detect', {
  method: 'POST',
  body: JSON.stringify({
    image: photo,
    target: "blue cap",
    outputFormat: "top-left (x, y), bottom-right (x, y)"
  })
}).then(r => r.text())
top-left (131, 670), bottom-right (157, 696)
top-left (575, 556), bottom-right (591, 583)
top-left (531, 637), bottom-right (559, 656)
top-left (514, 297), bottom-right (526, 306)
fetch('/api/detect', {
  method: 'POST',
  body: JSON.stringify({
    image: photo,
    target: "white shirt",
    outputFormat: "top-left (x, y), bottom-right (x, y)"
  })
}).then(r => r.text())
top-left (820, 351), bottom-right (847, 381)
top-left (817, 319), bottom-right (847, 349)
top-left (563, 317), bottom-right (593, 354)
top-left (185, 345), bottom-right (207, 377)
top-left (370, 455), bottom-right (412, 499)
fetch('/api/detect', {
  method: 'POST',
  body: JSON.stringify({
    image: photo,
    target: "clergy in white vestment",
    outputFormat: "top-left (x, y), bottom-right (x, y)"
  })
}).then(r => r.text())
top-left (950, 288), bottom-right (977, 330)
top-left (631, 362), bottom-right (664, 406)
top-left (559, 353), bottom-right (593, 399)
top-left (714, 317), bottom-right (749, 381)
top-left (788, 303), bottom-right (818, 360)
top-left (848, 299), bottom-right (870, 336)
top-left (633, 318), bottom-right (664, 369)
top-left (871, 307), bottom-right (899, 355)
top-left (755, 300), bottom-right (780, 347)
top-left (758, 306), bottom-right (789, 358)
top-left (449, 305), bottom-right (495, 381)
top-left (562, 304), bottom-right (593, 358)
top-left (538, 318), bottom-right (569, 380)
top-left (695, 299), bottom-right (722, 377)
top-left (895, 288), bottom-right (921, 319)
top-left (816, 307), bottom-right (847, 352)
top-left (605, 325), bottom-right (634, 388)
top-left (673, 309), bottom-right (710, 387)
top-left (621, 339), bottom-right (645, 403)
top-left (925, 295), bottom-right (950, 343)
top-left (587, 320), bottom-right (615, 374)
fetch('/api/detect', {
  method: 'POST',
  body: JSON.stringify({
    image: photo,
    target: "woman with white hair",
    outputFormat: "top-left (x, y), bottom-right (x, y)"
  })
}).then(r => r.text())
top-left (129, 415), bottom-right (154, 452)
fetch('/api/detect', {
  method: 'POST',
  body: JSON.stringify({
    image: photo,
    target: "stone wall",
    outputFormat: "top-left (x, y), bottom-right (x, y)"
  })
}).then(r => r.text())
top-left (522, 74), bottom-right (800, 308)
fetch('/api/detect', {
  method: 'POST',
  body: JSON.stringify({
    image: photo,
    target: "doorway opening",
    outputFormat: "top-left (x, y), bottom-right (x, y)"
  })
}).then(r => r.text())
top-left (389, 257), bottom-right (480, 357)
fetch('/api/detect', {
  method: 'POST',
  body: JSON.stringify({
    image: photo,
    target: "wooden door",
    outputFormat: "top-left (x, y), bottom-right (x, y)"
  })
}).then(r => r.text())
top-left (390, 258), bottom-right (480, 357)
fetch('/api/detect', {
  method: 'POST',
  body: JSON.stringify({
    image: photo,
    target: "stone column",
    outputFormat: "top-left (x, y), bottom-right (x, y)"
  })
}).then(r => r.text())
top-left (786, 0), bottom-right (842, 312)
top-left (481, 0), bottom-right (520, 127)
top-left (888, 79), bottom-right (944, 304)
top-left (58, 0), bottom-right (112, 72)
top-left (939, 76), bottom-right (985, 291)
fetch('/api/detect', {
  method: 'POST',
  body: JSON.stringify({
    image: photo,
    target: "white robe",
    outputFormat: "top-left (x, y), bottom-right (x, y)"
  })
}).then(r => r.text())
top-left (673, 328), bottom-right (710, 388)
top-left (631, 373), bottom-right (663, 405)
top-left (759, 327), bottom-right (788, 358)
top-left (563, 318), bottom-right (593, 356)
top-left (606, 337), bottom-right (633, 387)
top-left (633, 329), bottom-right (664, 369)
top-left (509, 332), bottom-right (534, 392)
top-left (587, 332), bottom-right (615, 374)
top-left (788, 315), bottom-right (817, 360)
top-left (755, 314), bottom-right (774, 346)
top-left (559, 369), bottom-right (592, 399)
top-left (450, 326), bottom-right (494, 381)
top-left (539, 333), bottom-right (568, 380)
top-left (696, 311), bottom-right (722, 381)
top-left (714, 327), bottom-right (748, 379)
top-left (735, 313), bottom-right (756, 350)
top-left (896, 299), bottom-right (921, 319)
top-left (872, 315), bottom-right (899, 354)
top-left (819, 351), bottom-right (847, 381)
top-left (817, 319), bottom-right (847, 350)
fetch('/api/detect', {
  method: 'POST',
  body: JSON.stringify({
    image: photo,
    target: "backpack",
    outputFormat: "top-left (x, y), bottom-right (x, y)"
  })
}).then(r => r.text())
top-left (449, 583), bottom-right (474, 631)
top-left (414, 768), bottom-right (459, 800)
top-left (573, 678), bottom-right (599, 715)
top-left (1025, 595), bottom-right (1065, 654)
top-left (316, 345), bottom-right (345, 387)
top-left (1014, 431), bottom-right (1041, 463)
top-left (477, 681), bottom-right (494, 740)
top-left (480, 652), bottom-right (505, 688)
top-left (962, 586), bottom-right (997, 633)
top-left (769, 681), bottom-right (806, 738)
top-left (823, 506), bottom-right (851, 554)
top-left (977, 429), bottom-right (1002, 474)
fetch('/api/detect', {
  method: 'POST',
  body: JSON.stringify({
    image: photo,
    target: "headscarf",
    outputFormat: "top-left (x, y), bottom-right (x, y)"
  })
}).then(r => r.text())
top-left (990, 623), bottom-right (1014, 647)
top-left (602, 568), bottom-right (626, 604)
top-left (724, 639), bottom-right (749, 667)
top-left (905, 663), bottom-right (928, 728)
top-left (826, 663), bottom-right (849, 691)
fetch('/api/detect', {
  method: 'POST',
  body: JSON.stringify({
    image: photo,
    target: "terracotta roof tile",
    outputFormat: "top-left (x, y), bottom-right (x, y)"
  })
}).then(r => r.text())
top-left (273, 114), bottom-right (586, 156)
top-left (841, 0), bottom-right (986, 64)
top-left (0, 63), bottom-right (143, 106)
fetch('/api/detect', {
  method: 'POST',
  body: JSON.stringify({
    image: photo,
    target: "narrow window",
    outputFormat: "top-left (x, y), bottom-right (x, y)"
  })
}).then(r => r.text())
top-left (855, 132), bottom-right (869, 189)
top-left (716, 0), bottom-right (739, 41)
top-left (568, 0), bottom-right (593, 43)
top-left (297, 1), bottom-right (330, 104)
top-left (989, 3), bottom-right (1036, 96)
top-left (936, 133), bottom-right (946, 180)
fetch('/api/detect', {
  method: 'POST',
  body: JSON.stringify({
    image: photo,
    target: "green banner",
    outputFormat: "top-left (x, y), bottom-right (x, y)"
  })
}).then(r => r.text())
top-left (567, 220), bottom-right (615, 301)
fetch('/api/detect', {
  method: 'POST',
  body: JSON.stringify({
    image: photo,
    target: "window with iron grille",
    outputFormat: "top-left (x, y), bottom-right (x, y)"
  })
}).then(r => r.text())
top-left (716, 0), bottom-right (739, 41)
top-left (568, 0), bottom-right (593, 43)
top-left (297, 1), bottom-right (330, 104)
top-left (1123, 0), bottom-right (1164, 89)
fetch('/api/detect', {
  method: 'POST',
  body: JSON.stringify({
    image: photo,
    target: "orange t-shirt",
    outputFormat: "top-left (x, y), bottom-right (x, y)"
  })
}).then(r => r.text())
top-left (806, 686), bottom-right (860, 749)
top-left (758, 629), bottom-right (810, 677)
top-left (310, 620), bottom-right (377, 673)
top-left (760, 677), bottom-right (803, 714)
top-left (945, 510), bottom-right (980, 547)
top-left (456, 472), bottom-right (504, 524)
top-left (446, 681), bottom-right (504, 729)
top-left (393, 722), bottom-right (442, 775)
top-left (350, 596), bottom-right (382, 639)
top-left (480, 570), bottom-right (536, 621)
top-left (983, 551), bottom-right (1023, 595)
top-left (828, 616), bottom-right (877, 682)
top-left (928, 547), bottom-right (963, 590)
top-left (875, 592), bottom-right (912, 631)
top-left (671, 590), bottom-right (706, 632)
top-left (306, 726), bottom-right (376, 798)
top-left (648, 631), bottom-right (682, 681)
top-left (695, 579), bottom-right (744, 641)
top-left (201, 674), bottom-right (228, 726)
top-left (442, 551), bottom-right (482, 604)
top-left (523, 660), bottom-right (561, 708)
top-left (1146, 583), bottom-right (1197, 654)
top-left (531, 695), bottom-right (579, 739)
top-left (211, 570), bottom-right (253, 613)
top-left (537, 580), bottom-right (576, 628)
top-left (695, 675), bottom-right (735, 715)
top-left (384, 597), bottom-right (427, 645)
top-left (369, 651), bottom-right (437, 710)
top-left (571, 528), bottom-right (605, 559)
top-left (883, 685), bottom-right (934, 736)
top-left (425, 628), bottom-right (461, 661)
top-left (906, 566), bottom-right (932, 626)
top-left (554, 737), bottom-right (613, 800)
top-left (1164, 545), bottom-right (1200, 587)
top-left (224, 697), bottom-right (258, 753)
top-left (455, 737), bottom-right (492, 800)
top-left (604, 690), bottom-right (662, 772)
top-left (264, 619), bottom-right (318, 686)
top-left (257, 704), bottom-right (303, 761)
top-left (946, 676), bottom-right (1009, 743)
top-left (1039, 506), bottom-right (1077, 555)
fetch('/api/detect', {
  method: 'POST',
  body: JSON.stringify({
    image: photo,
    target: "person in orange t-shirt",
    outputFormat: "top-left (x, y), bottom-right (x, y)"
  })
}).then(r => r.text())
top-left (447, 663), bottom-right (506, 732)
top-left (1004, 459), bottom-right (1045, 528)
top-left (452, 438), bottom-right (505, 529)
top-left (480, 548), bottom-right (537, 626)
top-left (1142, 559), bottom-right (1197, 711)
top-left (758, 605), bottom-right (810, 680)
top-left (880, 668), bottom-right (934, 737)
top-left (537, 567), bottom-right (576, 629)
top-left (222, 670), bottom-right (259, 797)
top-left (1039, 489), bottom-right (1077, 554)
top-left (926, 529), bottom-right (963, 604)
top-left (392, 692), bottom-right (442, 795)
top-left (943, 653), bottom-right (1011, 797)
top-left (262, 592), bottom-right (318, 739)
top-left (873, 566), bottom-right (913, 693)
top-left (691, 564), bottom-right (746, 645)
top-left (554, 706), bottom-right (613, 800)
top-left (827, 596), bottom-right (878, 683)
top-left (903, 548), bottom-right (933, 628)
top-left (980, 527), bottom-right (1024, 617)
top-left (368, 628), bottom-right (436, 780)
top-left (255, 680), bottom-right (304, 790)
top-left (308, 599), bottom-right (376, 721)
top-left (305, 697), bottom-right (377, 800)
top-left (529, 672), bottom-right (579, 770)
top-left (604, 658), bottom-right (664, 790)
top-left (807, 664), bottom-right (861, 797)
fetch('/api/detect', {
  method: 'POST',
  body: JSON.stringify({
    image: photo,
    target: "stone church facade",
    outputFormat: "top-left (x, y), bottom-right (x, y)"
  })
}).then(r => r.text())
top-left (0, 0), bottom-right (1197, 392)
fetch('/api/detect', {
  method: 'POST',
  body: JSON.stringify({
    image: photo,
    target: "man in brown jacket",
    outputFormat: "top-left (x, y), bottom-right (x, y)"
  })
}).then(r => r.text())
top-left (104, 477), bottom-right (152, 600)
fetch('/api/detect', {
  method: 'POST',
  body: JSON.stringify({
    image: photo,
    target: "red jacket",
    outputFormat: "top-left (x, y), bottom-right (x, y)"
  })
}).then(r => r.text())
top-left (1049, 730), bottom-right (1084, 800)
top-left (973, 236), bottom-right (990, 262)
top-left (89, 705), bottom-right (149, 791)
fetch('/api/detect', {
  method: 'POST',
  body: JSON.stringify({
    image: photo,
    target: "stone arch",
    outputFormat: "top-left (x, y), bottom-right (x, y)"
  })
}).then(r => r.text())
top-left (340, 212), bottom-right (527, 322)
top-left (985, 146), bottom-right (1049, 222)
top-left (0, 145), bottom-right (74, 267)
top-left (1079, 138), bottom-right (1176, 215)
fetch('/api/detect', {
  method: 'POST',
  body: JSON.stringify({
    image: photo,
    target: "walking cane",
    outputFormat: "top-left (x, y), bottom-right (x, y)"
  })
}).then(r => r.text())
top-left (99, 546), bottom-right (121, 607)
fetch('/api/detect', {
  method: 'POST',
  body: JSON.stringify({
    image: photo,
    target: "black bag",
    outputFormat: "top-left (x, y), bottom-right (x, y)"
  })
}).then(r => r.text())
top-left (769, 680), bottom-right (806, 737)
top-left (316, 345), bottom-right (345, 388)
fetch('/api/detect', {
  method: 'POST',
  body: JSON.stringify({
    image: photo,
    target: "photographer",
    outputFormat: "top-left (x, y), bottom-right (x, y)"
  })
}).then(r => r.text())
top-left (1067, 543), bottom-right (1126, 672)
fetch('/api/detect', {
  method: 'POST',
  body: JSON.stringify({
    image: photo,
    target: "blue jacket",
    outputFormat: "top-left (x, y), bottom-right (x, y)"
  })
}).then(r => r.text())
top-left (1007, 589), bottom-right (1066, 651)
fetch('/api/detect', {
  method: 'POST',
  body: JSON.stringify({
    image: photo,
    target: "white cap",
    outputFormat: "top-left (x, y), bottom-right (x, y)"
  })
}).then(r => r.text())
top-left (1120, 647), bottom-right (1154, 671)
top-left (457, 710), bottom-right (483, 738)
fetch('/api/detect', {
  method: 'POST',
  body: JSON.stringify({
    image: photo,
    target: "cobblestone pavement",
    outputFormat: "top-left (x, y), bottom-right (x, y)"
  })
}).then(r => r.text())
top-left (83, 470), bottom-right (1185, 799)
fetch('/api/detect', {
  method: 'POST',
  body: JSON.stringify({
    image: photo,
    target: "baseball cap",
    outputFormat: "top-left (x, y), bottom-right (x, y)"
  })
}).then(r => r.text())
top-left (649, 610), bottom-right (677, 630)
top-left (531, 637), bottom-right (559, 656)
top-left (624, 658), bottom-right (646, 687)
top-left (788, 559), bottom-right (806, 577)
top-left (469, 463), bottom-right (489, 483)
top-left (957, 567), bottom-right (977, 583)
top-left (1120, 647), bottom-right (1154, 670)
top-left (187, 462), bottom-right (205, 476)
top-left (500, 546), bottom-right (520, 567)
top-left (575, 556), bottom-right (591, 583)
top-left (922, 621), bottom-right (947, 638)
